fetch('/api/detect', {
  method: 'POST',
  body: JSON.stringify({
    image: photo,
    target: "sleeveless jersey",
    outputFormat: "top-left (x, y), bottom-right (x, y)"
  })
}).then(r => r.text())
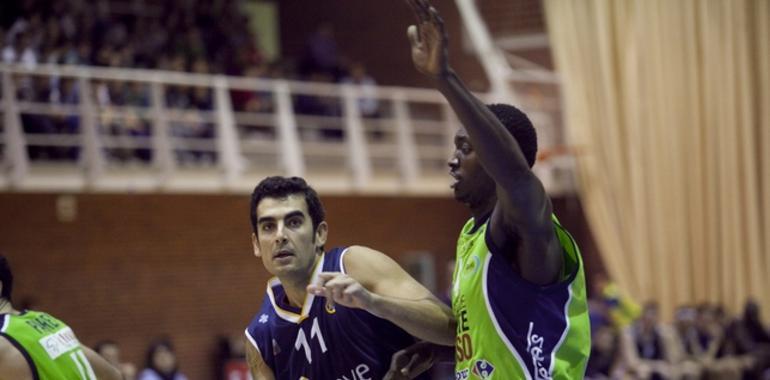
top-left (245, 247), bottom-right (427, 380)
top-left (451, 215), bottom-right (591, 380)
top-left (0, 310), bottom-right (96, 380)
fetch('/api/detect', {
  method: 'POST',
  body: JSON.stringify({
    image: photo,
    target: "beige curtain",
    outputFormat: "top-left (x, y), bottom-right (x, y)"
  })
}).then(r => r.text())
top-left (544, 0), bottom-right (770, 319)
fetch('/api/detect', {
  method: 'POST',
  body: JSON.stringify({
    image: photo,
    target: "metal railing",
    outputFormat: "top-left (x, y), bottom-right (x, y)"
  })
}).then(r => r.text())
top-left (0, 63), bottom-right (574, 194)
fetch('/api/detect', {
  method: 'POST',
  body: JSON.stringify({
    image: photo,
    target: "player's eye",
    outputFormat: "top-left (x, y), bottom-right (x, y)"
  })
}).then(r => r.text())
top-left (287, 217), bottom-right (303, 228)
top-left (261, 223), bottom-right (275, 232)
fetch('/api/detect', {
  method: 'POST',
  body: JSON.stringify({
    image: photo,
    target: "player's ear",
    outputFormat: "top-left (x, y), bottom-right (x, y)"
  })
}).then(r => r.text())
top-left (314, 221), bottom-right (328, 248)
top-left (251, 233), bottom-right (262, 258)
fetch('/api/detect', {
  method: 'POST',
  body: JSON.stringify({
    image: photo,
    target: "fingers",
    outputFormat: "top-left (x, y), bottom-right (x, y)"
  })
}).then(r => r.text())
top-left (405, 0), bottom-right (430, 24)
top-left (401, 352), bottom-right (420, 376)
top-left (414, 0), bottom-right (432, 21)
top-left (307, 272), bottom-right (362, 310)
top-left (387, 348), bottom-right (413, 380)
top-left (428, 6), bottom-right (449, 43)
top-left (407, 25), bottom-right (420, 46)
top-left (307, 272), bottom-right (338, 310)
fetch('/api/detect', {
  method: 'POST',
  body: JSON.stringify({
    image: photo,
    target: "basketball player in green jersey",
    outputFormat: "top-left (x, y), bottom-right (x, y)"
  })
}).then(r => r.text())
top-left (387, 1), bottom-right (591, 379)
top-left (0, 255), bottom-right (122, 380)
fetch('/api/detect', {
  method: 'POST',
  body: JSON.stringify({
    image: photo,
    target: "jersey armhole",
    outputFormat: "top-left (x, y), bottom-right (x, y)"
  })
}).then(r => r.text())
top-left (339, 247), bottom-right (351, 274)
top-left (243, 328), bottom-right (262, 356)
top-left (0, 332), bottom-right (40, 380)
top-left (483, 219), bottom-right (581, 290)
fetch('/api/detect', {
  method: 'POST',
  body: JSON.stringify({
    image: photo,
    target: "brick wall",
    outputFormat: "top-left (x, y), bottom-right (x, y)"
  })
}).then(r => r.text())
top-left (0, 192), bottom-right (599, 379)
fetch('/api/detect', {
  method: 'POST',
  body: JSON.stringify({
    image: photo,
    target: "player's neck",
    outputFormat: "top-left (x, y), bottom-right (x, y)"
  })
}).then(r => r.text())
top-left (280, 254), bottom-right (321, 308)
top-left (282, 284), bottom-right (309, 309)
top-left (469, 197), bottom-right (496, 225)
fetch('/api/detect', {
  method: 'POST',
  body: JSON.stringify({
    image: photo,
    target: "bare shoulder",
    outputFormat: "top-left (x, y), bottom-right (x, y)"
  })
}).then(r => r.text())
top-left (342, 246), bottom-right (398, 277)
top-left (0, 336), bottom-right (33, 380)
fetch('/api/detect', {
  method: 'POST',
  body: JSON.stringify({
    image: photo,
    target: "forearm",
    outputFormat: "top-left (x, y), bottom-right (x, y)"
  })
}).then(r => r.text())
top-left (432, 343), bottom-right (456, 363)
top-left (435, 69), bottom-right (531, 177)
top-left (370, 294), bottom-right (455, 346)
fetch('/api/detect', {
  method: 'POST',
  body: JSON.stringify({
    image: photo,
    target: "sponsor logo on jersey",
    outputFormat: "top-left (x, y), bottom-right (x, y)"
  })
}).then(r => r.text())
top-left (325, 302), bottom-right (336, 314)
top-left (335, 363), bottom-right (370, 380)
top-left (464, 255), bottom-right (480, 276)
top-left (259, 314), bottom-right (269, 323)
top-left (455, 368), bottom-right (470, 380)
top-left (471, 359), bottom-right (495, 379)
top-left (38, 327), bottom-right (79, 360)
top-left (527, 322), bottom-right (552, 380)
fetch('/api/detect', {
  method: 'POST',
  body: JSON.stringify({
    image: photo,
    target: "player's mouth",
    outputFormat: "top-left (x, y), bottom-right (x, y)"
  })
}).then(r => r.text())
top-left (449, 171), bottom-right (461, 188)
top-left (274, 249), bottom-right (294, 260)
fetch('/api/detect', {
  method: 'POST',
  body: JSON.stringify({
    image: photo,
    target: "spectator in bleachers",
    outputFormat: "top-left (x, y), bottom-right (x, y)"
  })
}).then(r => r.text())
top-left (2, 31), bottom-right (22, 63)
top-left (585, 325), bottom-right (625, 379)
top-left (214, 334), bottom-right (249, 380)
top-left (95, 340), bottom-right (138, 380)
top-left (621, 302), bottom-right (680, 380)
top-left (294, 71), bottom-right (343, 140)
top-left (300, 22), bottom-right (341, 79)
top-left (138, 338), bottom-right (188, 380)
top-left (341, 61), bottom-right (380, 119)
top-left (594, 272), bottom-right (642, 330)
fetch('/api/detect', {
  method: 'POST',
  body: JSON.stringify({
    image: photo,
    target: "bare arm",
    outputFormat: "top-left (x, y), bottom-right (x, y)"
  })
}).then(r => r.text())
top-left (0, 337), bottom-right (33, 380)
top-left (405, 0), bottom-right (562, 285)
top-left (308, 246), bottom-right (455, 346)
top-left (81, 345), bottom-right (123, 380)
top-left (245, 336), bottom-right (275, 380)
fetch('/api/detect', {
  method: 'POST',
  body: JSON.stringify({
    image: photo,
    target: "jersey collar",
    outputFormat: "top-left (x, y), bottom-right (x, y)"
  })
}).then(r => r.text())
top-left (266, 253), bottom-right (325, 324)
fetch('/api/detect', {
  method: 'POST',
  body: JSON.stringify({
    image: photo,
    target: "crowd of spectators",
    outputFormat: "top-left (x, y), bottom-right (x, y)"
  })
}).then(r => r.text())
top-left (92, 335), bottom-right (250, 380)
top-left (1, 0), bottom-right (381, 165)
top-left (587, 276), bottom-right (770, 380)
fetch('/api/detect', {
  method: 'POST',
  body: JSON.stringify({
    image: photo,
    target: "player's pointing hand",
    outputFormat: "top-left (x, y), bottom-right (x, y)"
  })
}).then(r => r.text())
top-left (307, 272), bottom-right (376, 312)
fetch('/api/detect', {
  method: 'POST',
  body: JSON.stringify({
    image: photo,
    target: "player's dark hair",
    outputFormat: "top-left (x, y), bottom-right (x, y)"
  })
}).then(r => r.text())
top-left (487, 103), bottom-right (538, 168)
top-left (0, 255), bottom-right (13, 302)
top-left (250, 176), bottom-right (326, 235)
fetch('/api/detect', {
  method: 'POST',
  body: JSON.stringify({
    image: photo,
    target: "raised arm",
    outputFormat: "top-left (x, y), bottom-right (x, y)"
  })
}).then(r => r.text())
top-left (406, 0), bottom-right (562, 285)
top-left (307, 246), bottom-right (455, 346)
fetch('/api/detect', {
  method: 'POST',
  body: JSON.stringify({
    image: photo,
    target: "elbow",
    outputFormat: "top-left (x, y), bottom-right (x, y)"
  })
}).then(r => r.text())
top-left (108, 366), bottom-right (124, 380)
top-left (439, 316), bottom-right (457, 347)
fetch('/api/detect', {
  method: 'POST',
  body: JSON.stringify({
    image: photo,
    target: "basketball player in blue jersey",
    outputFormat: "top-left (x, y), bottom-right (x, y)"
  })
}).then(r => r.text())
top-left (244, 176), bottom-right (455, 380)
top-left (387, 1), bottom-right (591, 379)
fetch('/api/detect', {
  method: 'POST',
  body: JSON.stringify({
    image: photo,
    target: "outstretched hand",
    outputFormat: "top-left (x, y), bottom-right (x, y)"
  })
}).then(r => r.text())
top-left (307, 272), bottom-right (375, 312)
top-left (405, 0), bottom-right (450, 78)
top-left (383, 341), bottom-right (437, 380)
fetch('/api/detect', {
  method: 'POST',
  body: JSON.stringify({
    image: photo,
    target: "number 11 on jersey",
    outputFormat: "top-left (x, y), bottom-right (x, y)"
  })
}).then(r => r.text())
top-left (294, 317), bottom-right (328, 363)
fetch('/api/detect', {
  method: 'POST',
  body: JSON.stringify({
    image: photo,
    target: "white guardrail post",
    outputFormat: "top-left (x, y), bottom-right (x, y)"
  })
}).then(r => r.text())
top-left (213, 76), bottom-right (244, 187)
top-left (273, 80), bottom-right (304, 177)
top-left (391, 91), bottom-right (419, 188)
top-left (2, 72), bottom-right (29, 187)
top-left (77, 75), bottom-right (105, 187)
top-left (342, 84), bottom-right (371, 190)
top-left (149, 80), bottom-right (175, 185)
